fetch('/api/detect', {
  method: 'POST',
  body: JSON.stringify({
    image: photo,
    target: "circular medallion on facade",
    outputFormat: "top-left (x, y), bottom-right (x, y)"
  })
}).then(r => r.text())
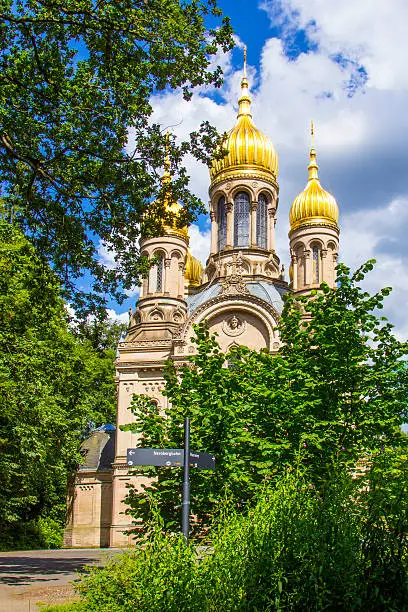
top-left (223, 314), bottom-right (246, 337)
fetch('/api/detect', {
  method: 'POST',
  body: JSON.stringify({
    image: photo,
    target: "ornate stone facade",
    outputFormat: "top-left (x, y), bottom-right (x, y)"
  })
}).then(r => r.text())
top-left (65, 71), bottom-right (340, 548)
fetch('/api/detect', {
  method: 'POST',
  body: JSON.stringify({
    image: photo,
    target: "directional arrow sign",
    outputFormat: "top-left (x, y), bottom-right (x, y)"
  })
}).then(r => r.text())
top-left (127, 448), bottom-right (215, 470)
top-left (189, 451), bottom-right (216, 470)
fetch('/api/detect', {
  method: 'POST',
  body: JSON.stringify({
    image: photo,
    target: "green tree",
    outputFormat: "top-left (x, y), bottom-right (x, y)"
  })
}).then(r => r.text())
top-left (0, 0), bottom-right (233, 315)
top-left (0, 218), bottom-right (118, 546)
top-left (125, 261), bottom-right (408, 534)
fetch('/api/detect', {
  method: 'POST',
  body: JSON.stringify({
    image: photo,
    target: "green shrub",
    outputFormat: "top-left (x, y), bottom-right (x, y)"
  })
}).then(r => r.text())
top-left (49, 463), bottom-right (408, 611)
top-left (0, 516), bottom-right (64, 551)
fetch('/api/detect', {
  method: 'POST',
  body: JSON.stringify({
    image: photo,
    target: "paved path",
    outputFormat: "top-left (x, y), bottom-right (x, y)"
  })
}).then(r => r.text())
top-left (0, 548), bottom-right (122, 611)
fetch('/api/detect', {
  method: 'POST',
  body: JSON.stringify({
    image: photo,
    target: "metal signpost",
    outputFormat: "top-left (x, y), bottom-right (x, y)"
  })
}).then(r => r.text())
top-left (127, 417), bottom-right (216, 542)
top-left (181, 417), bottom-right (190, 541)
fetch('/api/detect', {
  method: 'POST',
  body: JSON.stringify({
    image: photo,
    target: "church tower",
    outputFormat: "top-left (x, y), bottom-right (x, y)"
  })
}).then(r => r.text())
top-left (205, 48), bottom-right (283, 285)
top-left (129, 163), bottom-right (189, 340)
top-left (109, 159), bottom-right (194, 547)
top-left (289, 124), bottom-right (339, 293)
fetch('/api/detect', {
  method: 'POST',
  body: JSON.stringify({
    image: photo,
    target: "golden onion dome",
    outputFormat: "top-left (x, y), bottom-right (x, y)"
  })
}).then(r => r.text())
top-left (185, 251), bottom-right (203, 287)
top-left (210, 72), bottom-right (278, 186)
top-left (147, 153), bottom-right (189, 239)
top-left (162, 199), bottom-right (189, 239)
top-left (289, 138), bottom-right (339, 233)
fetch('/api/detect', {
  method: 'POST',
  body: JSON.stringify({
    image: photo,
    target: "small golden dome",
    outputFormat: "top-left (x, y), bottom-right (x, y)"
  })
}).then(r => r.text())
top-left (162, 199), bottom-right (189, 239)
top-left (185, 251), bottom-right (203, 286)
top-left (145, 153), bottom-right (189, 239)
top-left (210, 75), bottom-right (278, 186)
top-left (289, 139), bottom-right (339, 232)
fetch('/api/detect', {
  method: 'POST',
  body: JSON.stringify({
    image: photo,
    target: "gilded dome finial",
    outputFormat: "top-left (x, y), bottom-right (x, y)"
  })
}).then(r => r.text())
top-left (209, 43), bottom-right (278, 185)
top-left (289, 123), bottom-right (339, 232)
top-left (162, 130), bottom-right (171, 185)
top-left (238, 45), bottom-right (251, 118)
top-left (308, 120), bottom-right (319, 181)
top-left (152, 131), bottom-right (189, 239)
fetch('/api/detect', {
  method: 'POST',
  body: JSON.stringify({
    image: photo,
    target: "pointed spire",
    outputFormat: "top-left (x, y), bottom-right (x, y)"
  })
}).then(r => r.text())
top-left (308, 120), bottom-right (319, 181)
top-left (238, 44), bottom-right (252, 118)
top-left (162, 130), bottom-right (171, 185)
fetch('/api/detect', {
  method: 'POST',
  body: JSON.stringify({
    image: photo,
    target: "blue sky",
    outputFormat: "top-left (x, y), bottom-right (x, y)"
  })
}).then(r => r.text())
top-left (106, 0), bottom-right (408, 340)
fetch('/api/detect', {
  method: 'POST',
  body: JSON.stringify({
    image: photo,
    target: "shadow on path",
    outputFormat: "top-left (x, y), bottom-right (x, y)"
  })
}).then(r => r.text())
top-left (0, 550), bottom-right (119, 587)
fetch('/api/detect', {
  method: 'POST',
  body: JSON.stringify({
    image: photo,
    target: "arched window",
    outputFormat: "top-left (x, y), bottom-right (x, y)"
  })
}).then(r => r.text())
top-left (156, 254), bottom-right (164, 292)
top-left (256, 193), bottom-right (268, 249)
top-left (234, 191), bottom-right (250, 247)
top-left (218, 196), bottom-right (227, 251)
top-left (312, 245), bottom-right (320, 284)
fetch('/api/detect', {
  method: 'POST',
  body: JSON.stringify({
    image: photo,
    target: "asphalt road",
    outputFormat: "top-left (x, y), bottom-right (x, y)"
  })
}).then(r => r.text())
top-left (0, 548), bottom-right (122, 612)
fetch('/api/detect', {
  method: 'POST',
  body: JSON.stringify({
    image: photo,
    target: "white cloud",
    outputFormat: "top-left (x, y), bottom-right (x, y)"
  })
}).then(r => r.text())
top-left (106, 308), bottom-right (130, 325)
top-left (340, 197), bottom-right (408, 338)
top-left (98, 241), bottom-right (118, 270)
top-left (188, 223), bottom-right (211, 265)
top-left (261, 0), bottom-right (408, 90)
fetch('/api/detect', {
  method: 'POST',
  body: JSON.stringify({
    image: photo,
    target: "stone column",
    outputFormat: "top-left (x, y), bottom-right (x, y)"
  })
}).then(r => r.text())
top-left (226, 202), bottom-right (233, 249)
top-left (178, 262), bottom-right (185, 298)
top-left (210, 211), bottom-right (218, 254)
top-left (140, 276), bottom-right (147, 299)
top-left (304, 249), bottom-right (311, 286)
top-left (332, 252), bottom-right (339, 288)
top-left (292, 254), bottom-right (298, 291)
top-left (267, 208), bottom-right (276, 251)
top-left (164, 258), bottom-right (171, 296)
top-left (250, 202), bottom-right (257, 247)
top-left (321, 249), bottom-right (328, 286)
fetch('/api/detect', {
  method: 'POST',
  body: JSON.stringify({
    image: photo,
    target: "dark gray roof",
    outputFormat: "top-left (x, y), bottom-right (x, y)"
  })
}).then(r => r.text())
top-left (79, 426), bottom-right (116, 472)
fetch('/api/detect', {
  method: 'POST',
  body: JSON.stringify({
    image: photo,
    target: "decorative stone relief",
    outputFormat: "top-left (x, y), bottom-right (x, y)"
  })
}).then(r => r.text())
top-left (141, 381), bottom-right (165, 394)
top-left (123, 382), bottom-right (135, 394)
top-left (222, 315), bottom-right (246, 337)
top-left (149, 308), bottom-right (164, 321)
top-left (173, 311), bottom-right (183, 323)
top-left (221, 252), bottom-right (249, 295)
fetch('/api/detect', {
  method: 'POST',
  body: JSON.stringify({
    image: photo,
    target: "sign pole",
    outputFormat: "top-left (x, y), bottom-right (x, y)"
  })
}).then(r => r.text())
top-left (181, 417), bottom-right (190, 542)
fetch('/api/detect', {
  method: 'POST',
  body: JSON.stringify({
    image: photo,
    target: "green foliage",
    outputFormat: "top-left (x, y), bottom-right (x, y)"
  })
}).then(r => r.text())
top-left (46, 464), bottom-right (408, 611)
top-left (0, 0), bottom-right (234, 314)
top-left (0, 219), bottom-right (117, 546)
top-left (125, 261), bottom-right (408, 533)
top-left (0, 516), bottom-right (63, 551)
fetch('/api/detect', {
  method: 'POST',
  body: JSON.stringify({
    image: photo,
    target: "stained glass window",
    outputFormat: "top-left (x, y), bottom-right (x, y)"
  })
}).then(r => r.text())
top-left (234, 191), bottom-right (250, 247)
top-left (218, 196), bottom-right (227, 251)
top-left (312, 246), bottom-right (319, 284)
top-left (256, 193), bottom-right (268, 248)
top-left (156, 254), bottom-right (164, 292)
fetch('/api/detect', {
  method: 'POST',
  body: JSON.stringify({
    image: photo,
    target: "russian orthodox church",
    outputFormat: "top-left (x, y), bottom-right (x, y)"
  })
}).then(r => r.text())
top-left (64, 64), bottom-right (340, 548)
